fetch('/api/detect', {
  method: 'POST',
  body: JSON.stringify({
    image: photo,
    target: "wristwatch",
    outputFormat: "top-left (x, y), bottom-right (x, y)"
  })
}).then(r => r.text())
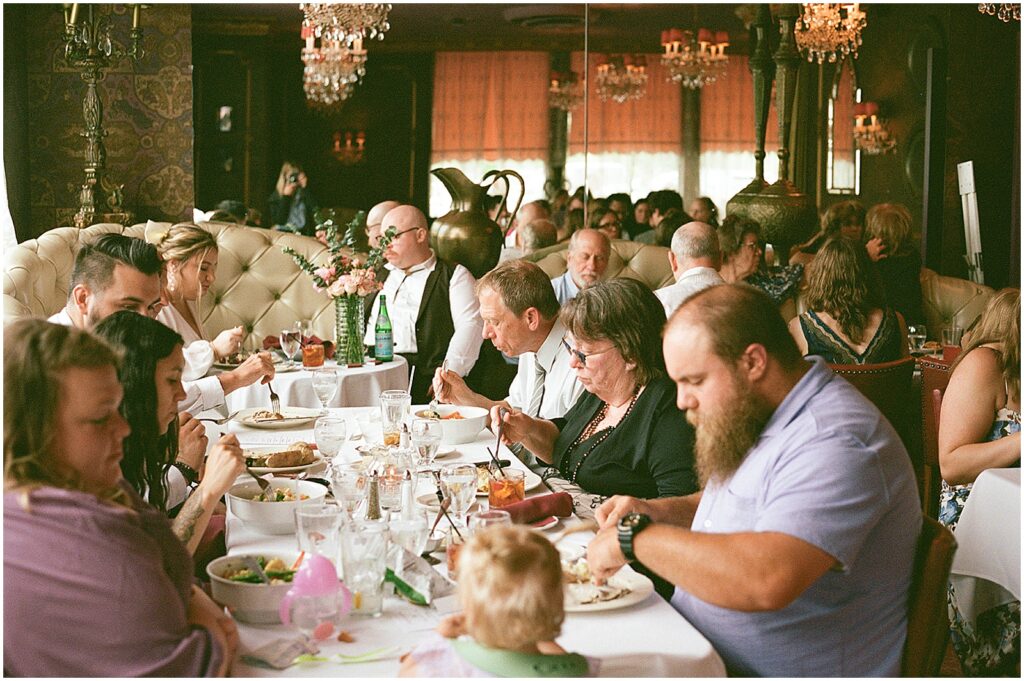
top-left (173, 461), bottom-right (199, 486)
top-left (617, 512), bottom-right (652, 563)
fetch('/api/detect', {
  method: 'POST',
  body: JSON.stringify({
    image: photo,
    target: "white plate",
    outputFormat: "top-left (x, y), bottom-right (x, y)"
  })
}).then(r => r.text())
top-left (564, 568), bottom-right (655, 613)
top-left (236, 407), bottom-right (320, 430)
top-left (433, 445), bottom-right (457, 460)
top-left (476, 467), bottom-right (544, 497)
top-left (244, 446), bottom-right (323, 474)
top-left (213, 358), bottom-right (295, 372)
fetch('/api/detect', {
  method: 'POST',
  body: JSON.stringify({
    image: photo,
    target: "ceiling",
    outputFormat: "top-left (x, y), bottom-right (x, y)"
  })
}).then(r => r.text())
top-left (192, 3), bottom-right (755, 53)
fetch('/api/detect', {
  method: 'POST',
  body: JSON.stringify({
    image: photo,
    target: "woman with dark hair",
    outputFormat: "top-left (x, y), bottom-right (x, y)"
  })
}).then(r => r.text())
top-left (588, 206), bottom-right (622, 240)
top-left (718, 215), bottom-right (804, 306)
top-left (94, 311), bottom-right (245, 553)
top-left (268, 160), bottom-right (320, 236)
top-left (788, 237), bottom-right (908, 364)
top-left (493, 278), bottom-right (697, 512)
top-left (4, 319), bottom-right (236, 675)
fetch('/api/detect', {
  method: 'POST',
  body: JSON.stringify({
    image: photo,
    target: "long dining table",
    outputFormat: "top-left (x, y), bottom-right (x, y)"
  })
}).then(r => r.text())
top-left (210, 406), bottom-right (725, 677)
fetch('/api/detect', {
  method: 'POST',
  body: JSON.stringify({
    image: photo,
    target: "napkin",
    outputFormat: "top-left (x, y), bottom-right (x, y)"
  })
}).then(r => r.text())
top-left (262, 335), bottom-right (336, 360)
top-left (502, 492), bottom-right (573, 524)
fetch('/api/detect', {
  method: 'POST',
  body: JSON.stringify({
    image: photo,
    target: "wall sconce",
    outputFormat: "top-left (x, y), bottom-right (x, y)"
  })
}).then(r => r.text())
top-left (853, 101), bottom-right (896, 155)
top-left (332, 130), bottom-right (366, 165)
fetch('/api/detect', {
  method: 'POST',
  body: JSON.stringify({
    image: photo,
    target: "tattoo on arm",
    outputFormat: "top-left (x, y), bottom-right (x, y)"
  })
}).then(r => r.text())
top-left (171, 493), bottom-right (207, 544)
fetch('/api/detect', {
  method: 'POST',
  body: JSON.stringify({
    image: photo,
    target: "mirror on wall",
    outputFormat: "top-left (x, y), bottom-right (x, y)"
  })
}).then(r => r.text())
top-left (826, 58), bottom-right (860, 195)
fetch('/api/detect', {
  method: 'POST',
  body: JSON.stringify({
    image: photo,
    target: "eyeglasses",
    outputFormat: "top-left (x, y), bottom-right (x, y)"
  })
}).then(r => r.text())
top-left (560, 336), bottom-right (615, 366)
top-left (386, 226), bottom-right (422, 240)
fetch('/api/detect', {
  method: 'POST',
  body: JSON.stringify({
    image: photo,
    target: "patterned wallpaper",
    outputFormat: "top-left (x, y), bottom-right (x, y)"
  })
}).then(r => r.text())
top-left (24, 4), bottom-right (193, 234)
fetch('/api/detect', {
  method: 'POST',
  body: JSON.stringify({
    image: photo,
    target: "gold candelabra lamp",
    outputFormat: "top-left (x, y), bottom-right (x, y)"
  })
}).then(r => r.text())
top-left (61, 3), bottom-right (146, 228)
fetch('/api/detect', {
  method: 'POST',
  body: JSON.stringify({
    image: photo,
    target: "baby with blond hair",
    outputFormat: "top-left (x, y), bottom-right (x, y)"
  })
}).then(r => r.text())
top-left (399, 525), bottom-right (597, 677)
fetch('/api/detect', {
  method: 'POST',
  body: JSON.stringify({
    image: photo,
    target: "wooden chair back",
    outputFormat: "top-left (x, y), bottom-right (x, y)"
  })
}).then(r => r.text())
top-left (901, 515), bottom-right (957, 676)
top-left (920, 356), bottom-right (954, 517)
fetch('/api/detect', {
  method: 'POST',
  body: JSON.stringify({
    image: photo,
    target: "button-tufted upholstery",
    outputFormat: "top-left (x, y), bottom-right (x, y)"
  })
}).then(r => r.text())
top-left (525, 240), bottom-right (674, 290)
top-left (3, 221), bottom-right (341, 340)
top-left (919, 267), bottom-right (993, 337)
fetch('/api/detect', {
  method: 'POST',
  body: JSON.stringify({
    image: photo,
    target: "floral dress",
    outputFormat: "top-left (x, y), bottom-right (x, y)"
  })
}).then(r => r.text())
top-left (939, 406), bottom-right (1021, 676)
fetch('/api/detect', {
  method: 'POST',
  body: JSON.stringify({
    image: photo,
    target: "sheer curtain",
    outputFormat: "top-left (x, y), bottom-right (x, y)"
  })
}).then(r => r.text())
top-left (564, 52), bottom-right (682, 200)
top-left (430, 52), bottom-right (550, 217)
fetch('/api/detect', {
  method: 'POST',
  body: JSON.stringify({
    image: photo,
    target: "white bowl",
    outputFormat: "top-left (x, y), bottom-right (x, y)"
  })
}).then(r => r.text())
top-left (226, 478), bottom-right (328, 535)
top-left (207, 552), bottom-right (301, 624)
top-left (413, 404), bottom-right (489, 445)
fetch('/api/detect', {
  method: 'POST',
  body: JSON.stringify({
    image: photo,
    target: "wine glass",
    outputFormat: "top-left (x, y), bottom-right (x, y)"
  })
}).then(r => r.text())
top-left (468, 509), bottom-right (512, 534)
top-left (330, 461), bottom-right (367, 521)
top-left (279, 329), bottom-right (301, 368)
top-left (295, 319), bottom-right (314, 345)
top-left (411, 418), bottom-right (442, 467)
top-left (314, 417), bottom-right (347, 460)
top-left (440, 463), bottom-right (477, 527)
top-left (907, 324), bottom-right (927, 354)
top-left (310, 368), bottom-right (338, 413)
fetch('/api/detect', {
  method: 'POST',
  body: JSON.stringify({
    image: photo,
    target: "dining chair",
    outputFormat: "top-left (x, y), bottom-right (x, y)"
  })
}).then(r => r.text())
top-left (828, 357), bottom-right (920, 492)
top-left (925, 388), bottom-right (946, 520)
top-left (920, 356), bottom-right (954, 518)
top-left (901, 515), bottom-right (957, 677)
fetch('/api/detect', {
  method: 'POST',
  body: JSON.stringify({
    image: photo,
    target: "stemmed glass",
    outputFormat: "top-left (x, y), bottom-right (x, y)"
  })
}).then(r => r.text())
top-left (295, 319), bottom-right (314, 349)
top-left (330, 461), bottom-right (367, 521)
top-left (314, 417), bottom-right (347, 461)
top-left (310, 368), bottom-right (338, 413)
top-left (279, 329), bottom-right (301, 368)
top-left (440, 463), bottom-right (477, 528)
top-left (907, 324), bottom-right (927, 354)
top-left (411, 418), bottom-right (442, 468)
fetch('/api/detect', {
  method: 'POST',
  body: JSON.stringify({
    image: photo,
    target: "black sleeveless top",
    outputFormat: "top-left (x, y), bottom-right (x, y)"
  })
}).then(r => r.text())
top-left (799, 308), bottom-right (903, 364)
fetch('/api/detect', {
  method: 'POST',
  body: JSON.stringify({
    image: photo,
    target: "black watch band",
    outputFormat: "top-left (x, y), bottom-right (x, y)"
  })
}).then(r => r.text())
top-left (173, 461), bottom-right (199, 486)
top-left (617, 512), bottom-right (652, 563)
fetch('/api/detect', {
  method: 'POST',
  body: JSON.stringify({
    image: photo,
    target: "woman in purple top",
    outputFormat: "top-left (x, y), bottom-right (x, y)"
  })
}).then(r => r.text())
top-left (3, 319), bottom-right (237, 676)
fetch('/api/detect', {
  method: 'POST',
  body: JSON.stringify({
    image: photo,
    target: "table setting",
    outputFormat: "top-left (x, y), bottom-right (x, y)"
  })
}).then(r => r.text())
top-left (195, 389), bottom-right (725, 677)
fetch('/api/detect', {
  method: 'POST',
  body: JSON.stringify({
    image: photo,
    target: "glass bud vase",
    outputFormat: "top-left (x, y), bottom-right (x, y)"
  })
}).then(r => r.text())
top-left (334, 295), bottom-right (365, 367)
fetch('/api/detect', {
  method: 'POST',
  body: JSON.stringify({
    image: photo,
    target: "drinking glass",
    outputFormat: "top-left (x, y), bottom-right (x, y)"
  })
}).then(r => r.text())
top-left (279, 329), bottom-right (301, 367)
top-left (310, 368), bottom-right (339, 412)
top-left (314, 417), bottom-right (347, 460)
top-left (302, 343), bottom-right (325, 368)
top-left (378, 467), bottom-right (405, 517)
top-left (468, 509), bottom-right (512, 533)
top-left (411, 418), bottom-right (442, 467)
top-left (487, 468), bottom-right (525, 509)
top-left (379, 390), bottom-right (411, 446)
top-left (295, 504), bottom-right (343, 565)
top-left (389, 511), bottom-right (430, 561)
top-left (340, 519), bottom-right (389, 617)
top-left (329, 461), bottom-right (367, 521)
top-left (295, 319), bottom-right (314, 343)
top-left (907, 324), bottom-right (927, 353)
top-left (440, 463), bottom-right (477, 526)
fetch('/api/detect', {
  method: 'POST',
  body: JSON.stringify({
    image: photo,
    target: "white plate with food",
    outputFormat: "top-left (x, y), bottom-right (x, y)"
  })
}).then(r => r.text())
top-left (244, 443), bottom-right (321, 474)
top-left (475, 467), bottom-right (544, 497)
top-left (213, 354), bottom-right (298, 372)
top-left (562, 558), bottom-right (655, 613)
top-left (236, 407), bottom-right (320, 429)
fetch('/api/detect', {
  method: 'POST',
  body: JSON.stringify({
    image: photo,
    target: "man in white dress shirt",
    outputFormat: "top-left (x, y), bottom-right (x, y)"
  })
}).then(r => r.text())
top-left (550, 229), bottom-right (611, 305)
top-left (432, 259), bottom-right (584, 421)
top-left (654, 221), bottom-right (725, 317)
top-left (363, 204), bottom-right (484, 403)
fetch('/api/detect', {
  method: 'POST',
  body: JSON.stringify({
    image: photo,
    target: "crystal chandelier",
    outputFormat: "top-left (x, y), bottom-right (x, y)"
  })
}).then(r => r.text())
top-left (299, 3), bottom-right (391, 43)
top-left (853, 101), bottom-right (896, 155)
top-left (795, 3), bottom-right (867, 64)
top-left (301, 25), bottom-right (366, 108)
top-left (595, 55), bottom-right (648, 103)
top-left (978, 3), bottom-right (1021, 21)
top-left (660, 28), bottom-right (730, 89)
top-left (548, 70), bottom-right (583, 111)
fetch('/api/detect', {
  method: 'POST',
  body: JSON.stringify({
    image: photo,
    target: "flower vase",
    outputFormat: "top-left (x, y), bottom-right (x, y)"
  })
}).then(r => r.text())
top-left (334, 295), bottom-right (365, 366)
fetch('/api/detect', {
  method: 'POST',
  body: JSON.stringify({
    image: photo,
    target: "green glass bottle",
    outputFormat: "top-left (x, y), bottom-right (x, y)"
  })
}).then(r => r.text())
top-left (375, 294), bottom-right (394, 362)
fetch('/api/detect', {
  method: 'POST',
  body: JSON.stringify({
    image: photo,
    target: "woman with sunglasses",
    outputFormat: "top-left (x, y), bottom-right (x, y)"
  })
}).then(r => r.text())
top-left (493, 279), bottom-right (697, 520)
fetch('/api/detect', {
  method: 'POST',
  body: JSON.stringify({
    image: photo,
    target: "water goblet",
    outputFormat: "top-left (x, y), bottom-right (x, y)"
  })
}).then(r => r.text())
top-left (410, 418), bottom-right (442, 467)
top-left (440, 463), bottom-right (477, 527)
top-left (295, 319), bottom-right (314, 344)
top-left (468, 509), bottom-right (512, 534)
top-left (310, 368), bottom-right (339, 413)
top-left (295, 504), bottom-right (343, 566)
top-left (279, 329), bottom-right (301, 367)
top-left (314, 417), bottom-right (347, 461)
top-left (330, 461), bottom-right (367, 521)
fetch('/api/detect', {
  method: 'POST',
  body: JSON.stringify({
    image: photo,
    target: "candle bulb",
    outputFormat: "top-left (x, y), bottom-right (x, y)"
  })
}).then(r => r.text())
top-left (69, 3), bottom-right (79, 25)
top-left (132, 4), bottom-right (141, 29)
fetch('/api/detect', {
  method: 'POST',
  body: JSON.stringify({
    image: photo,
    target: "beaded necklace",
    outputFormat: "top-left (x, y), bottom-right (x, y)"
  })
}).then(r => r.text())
top-left (560, 385), bottom-right (642, 483)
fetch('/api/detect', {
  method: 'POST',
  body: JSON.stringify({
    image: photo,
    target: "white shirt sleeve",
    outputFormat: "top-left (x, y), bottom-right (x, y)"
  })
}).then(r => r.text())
top-left (182, 341), bottom-right (215, 382)
top-left (164, 466), bottom-right (190, 509)
top-left (444, 265), bottom-right (484, 376)
top-left (178, 376), bottom-right (226, 414)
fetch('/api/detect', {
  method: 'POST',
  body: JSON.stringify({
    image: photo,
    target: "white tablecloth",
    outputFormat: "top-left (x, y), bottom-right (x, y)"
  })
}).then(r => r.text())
top-left (950, 468), bottom-right (1021, 624)
top-left (219, 408), bottom-right (725, 678)
top-left (219, 356), bottom-right (408, 411)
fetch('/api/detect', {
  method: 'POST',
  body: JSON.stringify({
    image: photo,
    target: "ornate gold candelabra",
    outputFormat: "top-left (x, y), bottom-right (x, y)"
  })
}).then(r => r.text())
top-left (61, 3), bottom-right (145, 228)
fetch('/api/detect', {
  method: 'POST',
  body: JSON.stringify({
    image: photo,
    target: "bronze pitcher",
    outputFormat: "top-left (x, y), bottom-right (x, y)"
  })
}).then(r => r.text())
top-left (430, 167), bottom-right (524, 279)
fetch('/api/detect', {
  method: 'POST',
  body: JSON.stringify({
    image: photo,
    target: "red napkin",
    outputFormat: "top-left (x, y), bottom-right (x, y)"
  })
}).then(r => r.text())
top-left (502, 492), bottom-right (573, 525)
top-left (262, 335), bottom-right (335, 360)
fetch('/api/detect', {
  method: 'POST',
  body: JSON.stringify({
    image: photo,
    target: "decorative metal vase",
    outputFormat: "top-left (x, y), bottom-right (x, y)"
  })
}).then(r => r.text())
top-left (334, 295), bottom-right (365, 366)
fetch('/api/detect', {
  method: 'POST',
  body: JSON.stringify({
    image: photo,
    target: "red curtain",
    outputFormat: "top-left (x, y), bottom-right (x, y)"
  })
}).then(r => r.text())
top-left (700, 56), bottom-right (780, 153)
top-left (432, 52), bottom-right (549, 161)
top-left (567, 52), bottom-right (682, 154)
top-left (832, 66), bottom-right (854, 156)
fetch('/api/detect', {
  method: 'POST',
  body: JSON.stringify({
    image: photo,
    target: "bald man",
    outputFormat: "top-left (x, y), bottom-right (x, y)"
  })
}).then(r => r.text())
top-left (550, 228), bottom-right (611, 305)
top-left (505, 200), bottom-right (550, 247)
top-left (362, 204), bottom-right (485, 403)
top-left (654, 221), bottom-right (725, 317)
top-left (366, 199), bottom-right (401, 249)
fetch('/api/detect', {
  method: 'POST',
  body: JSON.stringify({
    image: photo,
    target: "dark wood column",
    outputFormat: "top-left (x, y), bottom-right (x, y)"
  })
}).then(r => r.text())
top-left (546, 52), bottom-right (570, 195)
top-left (681, 87), bottom-right (700, 204)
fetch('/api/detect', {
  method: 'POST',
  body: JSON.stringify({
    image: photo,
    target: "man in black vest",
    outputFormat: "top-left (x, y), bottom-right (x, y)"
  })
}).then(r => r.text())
top-left (363, 205), bottom-right (485, 404)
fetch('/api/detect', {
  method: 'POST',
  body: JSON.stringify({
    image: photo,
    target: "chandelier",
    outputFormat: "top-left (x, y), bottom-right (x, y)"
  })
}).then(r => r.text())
top-left (853, 101), bottom-right (896, 155)
top-left (548, 70), bottom-right (583, 111)
top-left (299, 3), bottom-right (391, 43)
top-left (301, 25), bottom-right (366, 108)
top-left (660, 28), bottom-right (730, 89)
top-left (595, 55), bottom-right (648, 103)
top-left (795, 3), bottom-right (867, 64)
top-left (978, 3), bottom-right (1021, 21)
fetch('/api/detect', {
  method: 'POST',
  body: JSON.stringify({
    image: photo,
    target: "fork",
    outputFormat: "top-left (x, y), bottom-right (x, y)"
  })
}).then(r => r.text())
top-left (268, 382), bottom-right (281, 414)
top-left (196, 410), bottom-right (240, 425)
top-left (247, 467), bottom-right (272, 494)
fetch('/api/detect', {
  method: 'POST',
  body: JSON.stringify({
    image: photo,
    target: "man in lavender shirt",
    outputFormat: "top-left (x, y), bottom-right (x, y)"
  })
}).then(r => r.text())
top-left (587, 284), bottom-right (921, 677)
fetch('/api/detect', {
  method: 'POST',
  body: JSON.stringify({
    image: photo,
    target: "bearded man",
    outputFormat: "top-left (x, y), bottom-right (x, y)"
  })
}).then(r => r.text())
top-left (586, 284), bottom-right (921, 677)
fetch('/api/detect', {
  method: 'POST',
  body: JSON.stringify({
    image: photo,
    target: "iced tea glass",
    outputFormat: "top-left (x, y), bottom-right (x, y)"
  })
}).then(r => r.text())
top-left (487, 468), bottom-right (525, 509)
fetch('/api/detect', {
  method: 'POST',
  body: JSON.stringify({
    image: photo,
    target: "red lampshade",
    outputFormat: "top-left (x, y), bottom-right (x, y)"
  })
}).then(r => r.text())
top-left (661, 29), bottom-right (670, 45)
top-left (852, 103), bottom-right (868, 116)
top-left (863, 101), bottom-right (880, 116)
top-left (715, 31), bottom-right (730, 45)
top-left (698, 28), bottom-right (713, 43)
top-left (669, 28), bottom-right (684, 43)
